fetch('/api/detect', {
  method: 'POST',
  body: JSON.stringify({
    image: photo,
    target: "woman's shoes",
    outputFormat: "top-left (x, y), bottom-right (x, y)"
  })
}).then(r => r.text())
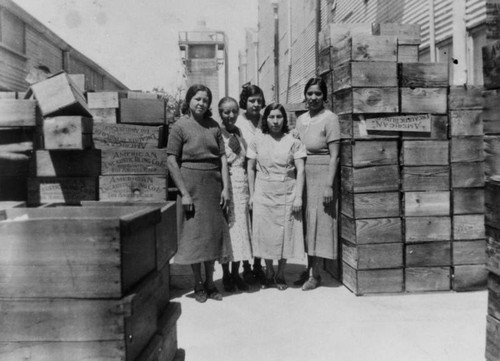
top-left (223, 274), bottom-right (236, 292)
top-left (302, 275), bottom-right (321, 291)
top-left (206, 285), bottom-right (223, 301)
top-left (194, 282), bottom-right (208, 303)
top-left (232, 274), bottom-right (249, 291)
top-left (260, 277), bottom-right (276, 289)
top-left (275, 277), bottom-right (288, 291)
top-left (293, 271), bottom-right (309, 286)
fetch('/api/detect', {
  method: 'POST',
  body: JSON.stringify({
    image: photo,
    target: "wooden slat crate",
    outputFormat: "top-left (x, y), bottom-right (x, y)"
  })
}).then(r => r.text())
top-left (119, 99), bottom-right (165, 125)
top-left (342, 262), bottom-right (403, 295)
top-left (450, 136), bottom-right (484, 163)
top-left (126, 91), bottom-right (159, 100)
top-left (341, 214), bottom-right (402, 244)
top-left (452, 188), bottom-right (485, 214)
top-left (341, 191), bottom-right (400, 219)
top-left (0, 201), bottom-right (25, 210)
top-left (405, 267), bottom-right (451, 292)
top-left (338, 114), bottom-right (399, 140)
top-left (453, 264), bottom-right (487, 291)
top-left (448, 85), bottom-right (484, 110)
top-left (487, 226), bottom-right (500, 277)
top-left (0, 92), bottom-right (17, 99)
top-left (0, 153), bottom-right (31, 177)
top-left (331, 35), bottom-right (397, 67)
top-left (341, 165), bottom-right (399, 193)
top-left (453, 214), bottom-right (486, 240)
top-left (401, 166), bottom-right (450, 191)
top-left (372, 23), bottom-right (421, 44)
top-left (453, 240), bottom-right (487, 265)
top-left (399, 62), bottom-right (449, 88)
top-left (101, 148), bottom-right (168, 175)
top-left (99, 175), bottom-right (168, 202)
top-left (87, 91), bottom-right (120, 109)
top-left (93, 123), bottom-right (164, 149)
top-left (400, 114), bottom-right (448, 140)
top-left (334, 87), bottom-right (399, 114)
top-left (329, 22), bottom-right (374, 45)
top-left (400, 87), bottom-right (448, 114)
top-left (42, 116), bottom-right (93, 150)
top-left (34, 150), bottom-right (101, 177)
top-left (405, 242), bottom-right (452, 267)
top-left (451, 162), bottom-right (485, 188)
top-left (341, 140), bottom-right (398, 167)
top-left (483, 90), bottom-right (500, 134)
top-left (0, 100), bottom-right (37, 127)
top-left (397, 44), bottom-right (419, 63)
top-left (0, 177), bottom-right (27, 201)
top-left (489, 273), bottom-right (500, 320)
top-left (485, 136), bottom-right (500, 179)
top-left (449, 110), bottom-right (483, 136)
top-left (483, 40), bottom-right (500, 90)
top-left (342, 241), bottom-right (403, 269)
top-left (401, 140), bottom-right (449, 166)
top-left (30, 72), bottom-right (91, 117)
top-left (404, 191), bottom-right (450, 217)
top-left (318, 47), bottom-right (332, 75)
top-left (333, 62), bottom-right (398, 92)
top-left (90, 108), bottom-right (117, 124)
top-left (486, 180), bottom-right (500, 230)
top-left (27, 177), bottom-right (98, 205)
top-left (405, 216), bottom-right (451, 243)
top-left (486, 315), bottom-right (500, 361)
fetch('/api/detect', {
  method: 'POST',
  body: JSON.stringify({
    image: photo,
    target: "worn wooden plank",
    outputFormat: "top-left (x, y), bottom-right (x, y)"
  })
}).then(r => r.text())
top-left (448, 85), bottom-right (484, 110)
top-left (341, 165), bottom-right (399, 193)
top-left (449, 110), bottom-right (483, 136)
top-left (486, 135), bottom-right (500, 180)
top-left (120, 99), bottom-right (165, 125)
top-left (334, 88), bottom-right (399, 114)
top-left (340, 140), bottom-right (398, 167)
top-left (405, 216), bottom-right (451, 243)
top-left (402, 166), bottom-right (450, 191)
top-left (451, 162), bottom-right (485, 188)
top-left (397, 44), bottom-right (419, 62)
top-left (401, 115), bottom-right (448, 140)
top-left (406, 242), bottom-right (451, 267)
top-left (453, 240), bottom-right (486, 265)
top-left (155, 302), bottom-right (182, 361)
top-left (342, 262), bottom-right (403, 295)
top-left (318, 47), bottom-right (332, 75)
top-left (93, 123), bottom-right (164, 149)
top-left (401, 140), bottom-right (449, 166)
top-left (450, 136), bottom-right (484, 163)
top-left (400, 88), bottom-right (448, 114)
top-left (333, 62), bottom-right (397, 92)
top-left (0, 201), bottom-right (26, 210)
top-left (405, 267), bottom-right (451, 292)
top-left (399, 62), bottom-right (449, 88)
top-left (101, 148), bottom-right (168, 175)
top-left (0, 100), bottom-right (37, 127)
top-left (0, 153), bottom-right (30, 177)
top-left (452, 264), bottom-right (487, 291)
top-left (338, 114), bottom-right (399, 140)
top-left (487, 225), bottom-right (500, 276)
top-left (341, 214), bottom-right (402, 245)
top-left (27, 177), bottom-right (98, 205)
top-left (372, 23), bottom-right (421, 44)
top-left (486, 315), bottom-right (500, 361)
top-left (483, 89), bottom-right (500, 134)
top-left (0, 92), bottom-right (17, 99)
top-left (0, 176), bottom-right (27, 201)
top-left (127, 91), bottom-right (158, 99)
top-left (453, 188), bottom-right (485, 214)
top-left (87, 91), bottom-right (120, 109)
top-left (42, 116), bottom-right (93, 150)
top-left (341, 191), bottom-right (400, 219)
top-left (486, 181), bottom-right (500, 229)
top-left (453, 214), bottom-right (486, 240)
top-left (483, 40), bottom-right (500, 89)
top-left (34, 150), bottom-right (101, 177)
top-left (90, 108), bottom-right (117, 124)
top-left (404, 191), bottom-right (450, 217)
top-left (366, 114), bottom-right (431, 133)
top-left (488, 273), bottom-right (500, 321)
top-left (342, 241), bottom-right (403, 269)
top-left (99, 175), bottom-right (168, 201)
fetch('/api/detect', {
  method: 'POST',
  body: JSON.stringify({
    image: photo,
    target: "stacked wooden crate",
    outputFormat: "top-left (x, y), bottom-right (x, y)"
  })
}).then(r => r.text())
top-left (27, 72), bottom-right (99, 206)
top-left (0, 92), bottom-right (38, 201)
top-left (0, 205), bottom-right (180, 361)
top-left (88, 91), bottom-right (168, 202)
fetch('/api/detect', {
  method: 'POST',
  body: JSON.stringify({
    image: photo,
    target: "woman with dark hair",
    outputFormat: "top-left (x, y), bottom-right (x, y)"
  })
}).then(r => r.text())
top-left (294, 77), bottom-right (340, 290)
top-left (247, 103), bottom-right (307, 290)
top-left (167, 84), bottom-right (231, 303)
top-left (235, 83), bottom-right (267, 285)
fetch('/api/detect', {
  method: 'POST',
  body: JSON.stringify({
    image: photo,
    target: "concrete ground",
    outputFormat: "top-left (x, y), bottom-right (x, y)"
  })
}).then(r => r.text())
top-left (171, 261), bottom-right (487, 361)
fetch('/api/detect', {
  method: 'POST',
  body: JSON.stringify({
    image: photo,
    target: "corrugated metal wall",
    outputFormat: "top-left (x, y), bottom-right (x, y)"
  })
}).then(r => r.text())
top-left (466, 0), bottom-right (488, 29)
top-left (0, 47), bottom-right (27, 91)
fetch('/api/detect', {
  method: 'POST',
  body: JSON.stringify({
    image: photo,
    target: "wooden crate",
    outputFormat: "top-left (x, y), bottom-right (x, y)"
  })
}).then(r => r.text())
top-left (402, 166), bottom-right (450, 191)
top-left (0, 100), bottom-right (37, 127)
top-left (400, 88), bottom-right (448, 114)
top-left (488, 273), bottom-right (500, 320)
top-left (397, 45), bottom-right (419, 63)
top-left (485, 135), bottom-right (500, 179)
top-left (99, 175), bottom-right (168, 202)
top-left (372, 23), bottom-right (421, 44)
top-left (401, 140), bottom-right (449, 166)
top-left (406, 242), bottom-right (451, 267)
top-left (101, 148), bottom-right (168, 175)
top-left (31, 72), bottom-right (91, 117)
top-left (333, 62), bottom-right (397, 92)
top-left (34, 150), bottom-right (101, 177)
top-left (42, 116), bottom-right (93, 150)
top-left (486, 180), bottom-right (500, 229)
top-left (453, 214), bottom-right (486, 240)
top-left (341, 191), bottom-right (400, 219)
top-left (90, 108), bottom-right (117, 124)
top-left (400, 115), bottom-right (448, 140)
top-left (126, 91), bottom-right (158, 100)
top-left (452, 264), bottom-right (487, 291)
top-left (453, 240), bottom-right (486, 265)
top-left (448, 85), bottom-right (484, 110)
top-left (399, 62), bottom-right (449, 88)
top-left (27, 177), bottom-right (98, 205)
top-left (342, 241), bottom-right (403, 269)
top-left (451, 162), bottom-right (485, 188)
top-left (404, 191), bottom-right (450, 217)
top-left (0, 206), bottom-right (159, 298)
top-left (340, 140), bottom-right (398, 167)
top-left (0, 270), bottom-right (163, 361)
top-left (405, 216), bottom-right (451, 243)
top-left (120, 99), bottom-right (165, 125)
top-left (331, 35), bottom-right (397, 67)
top-left (341, 165), bottom-right (399, 193)
top-left (82, 201), bottom-right (177, 270)
top-left (341, 214), bottom-right (402, 245)
top-left (318, 46), bottom-right (332, 75)
top-left (0, 91), bottom-right (17, 99)
top-left (483, 40), bottom-right (500, 90)
top-left (486, 315), bottom-right (500, 361)
top-left (334, 87), bottom-right (399, 114)
top-left (483, 90), bottom-right (500, 134)
top-left (0, 201), bottom-right (25, 210)
top-left (449, 110), bottom-right (483, 136)
top-left (0, 153), bottom-right (30, 177)
top-left (342, 262), bottom-right (403, 295)
top-left (405, 267), bottom-right (451, 292)
top-left (0, 176), bottom-right (27, 201)
top-left (452, 188), bottom-right (485, 214)
top-left (87, 91), bottom-right (120, 109)
top-left (339, 114), bottom-right (399, 140)
top-left (93, 123), bottom-right (164, 149)
top-left (450, 136), bottom-right (484, 163)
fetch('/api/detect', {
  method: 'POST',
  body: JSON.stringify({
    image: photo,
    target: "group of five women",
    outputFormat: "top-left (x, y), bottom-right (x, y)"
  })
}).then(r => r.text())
top-left (166, 77), bottom-right (340, 303)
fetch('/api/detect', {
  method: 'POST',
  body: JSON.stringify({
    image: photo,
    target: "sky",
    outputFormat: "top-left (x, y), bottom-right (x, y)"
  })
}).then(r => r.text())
top-left (12, 0), bottom-right (258, 95)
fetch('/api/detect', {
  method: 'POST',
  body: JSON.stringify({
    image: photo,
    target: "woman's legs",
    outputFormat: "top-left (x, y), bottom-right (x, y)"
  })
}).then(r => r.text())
top-left (302, 256), bottom-right (322, 291)
top-left (191, 263), bottom-right (207, 303)
top-left (231, 261), bottom-right (249, 291)
top-left (276, 259), bottom-right (288, 290)
top-left (222, 262), bottom-right (235, 292)
top-left (294, 255), bottom-right (312, 286)
top-left (204, 261), bottom-right (222, 300)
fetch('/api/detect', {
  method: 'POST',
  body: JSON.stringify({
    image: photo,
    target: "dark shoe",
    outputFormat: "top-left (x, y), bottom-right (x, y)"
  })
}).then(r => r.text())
top-left (260, 277), bottom-right (276, 289)
top-left (194, 289), bottom-right (207, 303)
top-left (223, 274), bottom-right (235, 292)
top-left (232, 274), bottom-right (249, 291)
top-left (243, 267), bottom-right (256, 284)
top-left (293, 271), bottom-right (309, 286)
top-left (253, 266), bottom-right (267, 284)
top-left (206, 286), bottom-right (223, 301)
top-left (275, 277), bottom-right (288, 291)
top-left (302, 275), bottom-right (321, 291)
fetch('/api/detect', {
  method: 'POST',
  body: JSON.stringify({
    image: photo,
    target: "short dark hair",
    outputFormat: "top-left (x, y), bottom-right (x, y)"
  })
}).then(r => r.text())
top-left (261, 103), bottom-right (289, 134)
top-left (181, 84), bottom-right (213, 118)
top-left (218, 96), bottom-right (239, 114)
top-left (239, 84), bottom-right (266, 109)
top-left (303, 77), bottom-right (328, 102)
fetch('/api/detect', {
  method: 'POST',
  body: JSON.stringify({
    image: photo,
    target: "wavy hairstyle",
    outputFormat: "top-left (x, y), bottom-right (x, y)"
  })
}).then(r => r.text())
top-left (239, 83), bottom-right (266, 110)
top-left (261, 103), bottom-right (289, 134)
top-left (303, 77), bottom-right (328, 102)
top-left (181, 84), bottom-right (213, 118)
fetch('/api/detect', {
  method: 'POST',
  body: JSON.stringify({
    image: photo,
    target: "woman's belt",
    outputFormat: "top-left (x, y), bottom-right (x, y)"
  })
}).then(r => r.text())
top-left (256, 172), bottom-right (295, 182)
top-left (181, 159), bottom-right (221, 170)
